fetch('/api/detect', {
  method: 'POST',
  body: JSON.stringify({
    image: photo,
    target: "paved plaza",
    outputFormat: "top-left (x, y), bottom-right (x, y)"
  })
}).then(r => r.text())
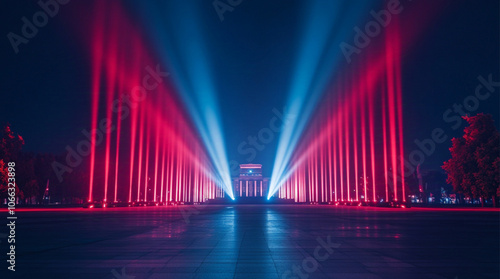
top-left (4, 205), bottom-right (499, 278)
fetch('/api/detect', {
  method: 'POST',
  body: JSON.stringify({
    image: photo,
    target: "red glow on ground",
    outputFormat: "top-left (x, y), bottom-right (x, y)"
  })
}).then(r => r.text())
top-left (4, 206), bottom-right (499, 213)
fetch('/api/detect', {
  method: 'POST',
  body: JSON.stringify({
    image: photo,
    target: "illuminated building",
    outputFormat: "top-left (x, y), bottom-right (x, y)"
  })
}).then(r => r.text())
top-left (232, 164), bottom-right (272, 198)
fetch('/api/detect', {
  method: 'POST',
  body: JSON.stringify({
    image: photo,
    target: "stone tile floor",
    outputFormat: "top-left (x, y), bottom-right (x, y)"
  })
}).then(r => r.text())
top-left (4, 205), bottom-right (499, 278)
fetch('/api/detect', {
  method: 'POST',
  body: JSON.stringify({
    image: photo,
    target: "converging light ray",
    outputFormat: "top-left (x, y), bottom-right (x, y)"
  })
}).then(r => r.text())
top-left (77, 0), bottom-right (444, 205)
top-left (79, 1), bottom-right (228, 204)
top-left (269, 1), bottom-right (375, 198)
top-left (132, 1), bottom-right (235, 199)
top-left (274, 1), bottom-right (443, 204)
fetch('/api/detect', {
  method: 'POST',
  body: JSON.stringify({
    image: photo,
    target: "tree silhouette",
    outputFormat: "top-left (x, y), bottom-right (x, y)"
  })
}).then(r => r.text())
top-left (442, 114), bottom-right (500, 207)
top-left (0, 124), bottom-right (24, 162)
top-left (0, 124), bottom-right (25, 200)
top-left (0, 160), bottom-right (8, 199)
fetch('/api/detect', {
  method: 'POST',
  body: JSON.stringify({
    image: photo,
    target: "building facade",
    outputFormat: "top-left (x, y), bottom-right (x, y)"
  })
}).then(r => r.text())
top-left (232, 164), bottom-right (270, 198)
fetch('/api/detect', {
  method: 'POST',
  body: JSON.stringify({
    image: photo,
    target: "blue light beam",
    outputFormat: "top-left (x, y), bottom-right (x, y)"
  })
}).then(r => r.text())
top-left (268, 0), bottom-right (376, 198)
top-left (132, 1), bottom-right (234, 199)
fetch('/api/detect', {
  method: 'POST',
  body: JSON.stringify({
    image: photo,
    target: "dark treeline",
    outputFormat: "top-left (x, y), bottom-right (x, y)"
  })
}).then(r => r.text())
top-left (0, 124), bottom-right (87, 204)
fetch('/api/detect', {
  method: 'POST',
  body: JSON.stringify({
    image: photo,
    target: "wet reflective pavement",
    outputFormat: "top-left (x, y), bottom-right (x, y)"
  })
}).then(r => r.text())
top-left (6, 205), bottom-right (499, 279)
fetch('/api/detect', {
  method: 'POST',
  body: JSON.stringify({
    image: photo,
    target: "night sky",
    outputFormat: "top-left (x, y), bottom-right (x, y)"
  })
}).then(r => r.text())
top-left (1, 0), bottom-right (498, 177)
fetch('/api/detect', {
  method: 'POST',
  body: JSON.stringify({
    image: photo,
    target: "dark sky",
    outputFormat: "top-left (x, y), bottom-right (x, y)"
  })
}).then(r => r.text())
top-left (0, 0), bottom-right (498, 176)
